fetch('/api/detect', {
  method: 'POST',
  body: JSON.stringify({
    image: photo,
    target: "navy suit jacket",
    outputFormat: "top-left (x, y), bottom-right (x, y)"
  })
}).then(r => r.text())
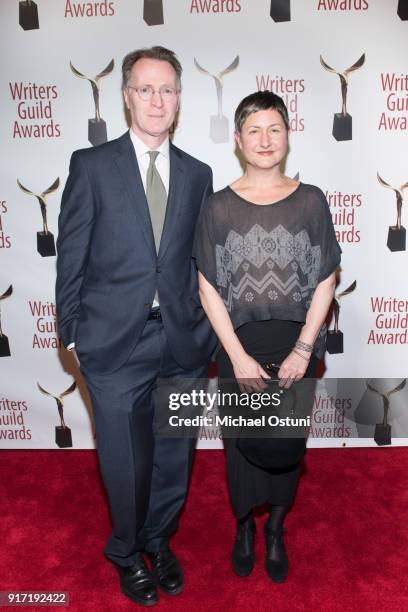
top-left (56, 131), bottom-right (216, 374)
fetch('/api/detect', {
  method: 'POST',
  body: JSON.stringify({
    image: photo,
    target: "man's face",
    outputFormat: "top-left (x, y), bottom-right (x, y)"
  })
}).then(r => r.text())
top-left (123, 58), bottom-right (180, 145)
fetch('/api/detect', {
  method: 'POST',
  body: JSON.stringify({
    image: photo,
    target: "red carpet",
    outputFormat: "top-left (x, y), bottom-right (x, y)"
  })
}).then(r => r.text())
top-left (1, 448), bottom-right (408, 611)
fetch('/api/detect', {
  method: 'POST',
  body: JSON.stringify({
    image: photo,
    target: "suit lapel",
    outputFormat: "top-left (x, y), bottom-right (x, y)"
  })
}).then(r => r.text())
top-left (158, 144), bottom-right (186, 260)
top-left (114, 132), bottom-right (156, 258)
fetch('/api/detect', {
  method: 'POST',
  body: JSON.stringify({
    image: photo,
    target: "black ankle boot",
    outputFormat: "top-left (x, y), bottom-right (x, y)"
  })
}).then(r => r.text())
top-left (231, 514), bottom-right (256, 577)
top-left (264, 523), bottom-right (288, 583)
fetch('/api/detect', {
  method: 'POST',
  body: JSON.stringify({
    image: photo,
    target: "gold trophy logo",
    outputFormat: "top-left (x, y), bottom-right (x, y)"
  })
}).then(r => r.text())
top-left (17, 178), bottom-right (59, 257)
top-left (143, 0), bottom-right (164, 25)
top-left (19, 0), bottom-right (39, 30)
top-left (194, 56), bottom-right (239, 144)
top-left (398, 0), bottom-right (408, 20)
top-left (327, 280), bottom-right (356, 354)
top-left (70, 59), bottom-right (115, 146)
top-left (270, 0), bottom-right (291, 22)
top-left (377, 172), bottom-right (407, 252)
top-left (0, 285), bottom-right (13, 357)
top-left (37, 381), bottom-right (77, 448)
top-left (366, 379), bottom-right (406, 446)
top-left (320, 53), bottom-right (366, 141)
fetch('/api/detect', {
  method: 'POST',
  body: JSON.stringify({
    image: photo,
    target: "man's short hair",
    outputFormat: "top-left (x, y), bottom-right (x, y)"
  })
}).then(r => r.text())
top-left (234, 91), bottom-right (290, 133)
top-left (122, 46), bottom-right (182, 89)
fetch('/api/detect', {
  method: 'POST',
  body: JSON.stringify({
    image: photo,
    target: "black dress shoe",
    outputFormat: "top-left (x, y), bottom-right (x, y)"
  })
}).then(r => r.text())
top-left (115, 554), bottom-right (158, 606)
top-left (147, 548), bottom-right (183, 595)
top-left (264, 525), bottom-right (288, 583)
top-left (231, 514), bottom-right (256, 577)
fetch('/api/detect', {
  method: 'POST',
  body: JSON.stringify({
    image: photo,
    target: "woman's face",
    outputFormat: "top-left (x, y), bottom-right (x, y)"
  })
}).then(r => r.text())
top-left (235, 108), bottom-right (289, 170)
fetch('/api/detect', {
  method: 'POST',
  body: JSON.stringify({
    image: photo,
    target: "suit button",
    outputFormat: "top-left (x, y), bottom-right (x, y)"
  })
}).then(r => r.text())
top-left (156, 266), bottom-right (161, 273)
top-left (144, 303), bottom-right (150, 309)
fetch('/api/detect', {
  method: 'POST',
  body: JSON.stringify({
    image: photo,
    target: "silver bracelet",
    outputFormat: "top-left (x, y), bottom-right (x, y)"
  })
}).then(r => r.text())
top-left (293, 348), bottom-right (310, 361)
top-left (295, 339), bottom-right (314, 353)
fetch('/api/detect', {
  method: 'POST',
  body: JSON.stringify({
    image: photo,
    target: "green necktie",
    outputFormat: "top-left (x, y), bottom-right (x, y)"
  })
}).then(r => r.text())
top-left (146, 150), bottom-right (167, 254)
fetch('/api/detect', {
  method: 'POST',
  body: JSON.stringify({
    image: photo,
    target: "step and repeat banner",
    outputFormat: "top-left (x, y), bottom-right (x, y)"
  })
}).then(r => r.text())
top-left (0, 0), bottom-right (407, 449)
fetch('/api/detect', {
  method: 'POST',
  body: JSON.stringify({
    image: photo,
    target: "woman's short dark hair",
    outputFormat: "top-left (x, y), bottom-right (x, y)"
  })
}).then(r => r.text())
top-left (234, 91), bottom-right (289, 133)
top-left (122, 46), bottom-right (182, 89)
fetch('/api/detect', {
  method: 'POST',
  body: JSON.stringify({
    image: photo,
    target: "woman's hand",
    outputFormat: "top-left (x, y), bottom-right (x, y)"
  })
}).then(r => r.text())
top-left (277, 350), bottom-right (310, 389)
top-left (231, 353), bottom-right (271, 393)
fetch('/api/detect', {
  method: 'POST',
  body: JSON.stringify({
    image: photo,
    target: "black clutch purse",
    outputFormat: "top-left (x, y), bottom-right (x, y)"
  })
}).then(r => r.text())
top-left (236, 362), bottom-right (315, 470)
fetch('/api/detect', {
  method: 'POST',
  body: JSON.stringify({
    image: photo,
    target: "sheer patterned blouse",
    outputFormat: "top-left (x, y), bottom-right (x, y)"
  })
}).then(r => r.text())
top-left (193, 182), bottom-right (342, 358)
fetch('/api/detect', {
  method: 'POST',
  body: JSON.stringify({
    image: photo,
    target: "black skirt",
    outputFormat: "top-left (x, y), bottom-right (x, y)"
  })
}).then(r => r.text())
top-left (216, 319), bottom-right (317, 519)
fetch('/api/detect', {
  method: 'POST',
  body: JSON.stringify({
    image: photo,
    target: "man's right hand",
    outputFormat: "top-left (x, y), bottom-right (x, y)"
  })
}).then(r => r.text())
top-left (69, 348), bottom-right (80, 367)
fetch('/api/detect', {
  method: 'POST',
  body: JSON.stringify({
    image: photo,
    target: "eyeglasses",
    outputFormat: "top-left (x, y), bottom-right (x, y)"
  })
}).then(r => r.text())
top-left (127, 84), bottom-right (180, 101)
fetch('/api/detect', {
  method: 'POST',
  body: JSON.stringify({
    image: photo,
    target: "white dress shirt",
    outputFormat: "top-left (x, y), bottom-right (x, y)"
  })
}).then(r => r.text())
top-left (129, 128), bottom-right (170, 193)
top-left (67, 129), bottom-right (169, 350)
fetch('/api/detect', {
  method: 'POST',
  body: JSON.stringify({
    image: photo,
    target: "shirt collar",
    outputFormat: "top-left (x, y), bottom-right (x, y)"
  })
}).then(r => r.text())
top-left (129, 128), bottom-right (169, 160)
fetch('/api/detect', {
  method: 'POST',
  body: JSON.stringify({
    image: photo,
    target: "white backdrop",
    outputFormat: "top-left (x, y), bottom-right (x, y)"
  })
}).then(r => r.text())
top-left (1, 0), bottom-right (407, 448)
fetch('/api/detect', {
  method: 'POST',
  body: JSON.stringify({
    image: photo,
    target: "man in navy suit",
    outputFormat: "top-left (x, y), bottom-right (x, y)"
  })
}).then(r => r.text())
top-left (56, 46), bottom-right (215, 607)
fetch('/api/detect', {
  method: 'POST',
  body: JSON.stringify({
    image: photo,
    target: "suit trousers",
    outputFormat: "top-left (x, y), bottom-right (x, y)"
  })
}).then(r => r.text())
top-left (80, 318), bottom-right (207, 567)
